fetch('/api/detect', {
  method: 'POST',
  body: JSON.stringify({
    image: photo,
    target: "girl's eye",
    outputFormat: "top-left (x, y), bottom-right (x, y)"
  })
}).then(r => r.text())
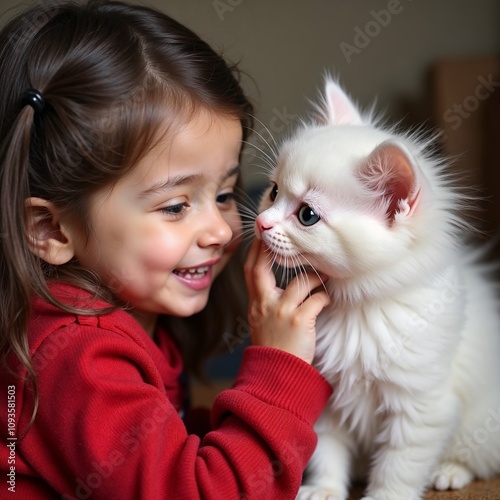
top-left (270, 183), bottom-right (278, 202)
top-left (159, 202), bottom-right (187, 217)
top-left (217, 192), bottom-right (236, 205)
top-left (297, 204), bottom-right (320, 226)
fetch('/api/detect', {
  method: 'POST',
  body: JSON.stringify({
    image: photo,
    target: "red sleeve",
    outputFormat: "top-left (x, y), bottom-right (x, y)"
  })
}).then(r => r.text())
top-left (16, 326), bottom-right (332, 500)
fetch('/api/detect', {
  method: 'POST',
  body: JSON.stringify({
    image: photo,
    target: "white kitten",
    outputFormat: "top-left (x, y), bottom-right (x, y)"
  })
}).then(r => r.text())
top-left (255, 78), bottom-right (500, 500)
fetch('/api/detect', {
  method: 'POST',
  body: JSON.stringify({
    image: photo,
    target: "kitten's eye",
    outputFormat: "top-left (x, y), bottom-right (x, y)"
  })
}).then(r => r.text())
top-left (270, 183), bottom-right (278, 202)
top-left (297, 205), bottom-right (320, 226)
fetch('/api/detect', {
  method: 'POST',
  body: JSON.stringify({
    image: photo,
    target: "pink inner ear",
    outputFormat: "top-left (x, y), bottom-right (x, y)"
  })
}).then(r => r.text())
top-left (358, 142), bottom-right (418, 223)
top-left (324, 80), bottom-right (363, 125)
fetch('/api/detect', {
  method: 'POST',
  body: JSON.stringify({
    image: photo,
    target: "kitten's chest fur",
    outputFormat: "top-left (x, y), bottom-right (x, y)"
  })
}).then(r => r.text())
top-left (313, 264), bottom-right (467, 448)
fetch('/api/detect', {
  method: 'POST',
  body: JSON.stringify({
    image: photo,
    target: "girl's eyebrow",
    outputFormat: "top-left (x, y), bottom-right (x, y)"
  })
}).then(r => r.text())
top-left (139, 173), bottom-right (202, 199)
top-left (223, 164), bottom-right (241, 181)
top-left (138, 165), bottom-right (240, 199)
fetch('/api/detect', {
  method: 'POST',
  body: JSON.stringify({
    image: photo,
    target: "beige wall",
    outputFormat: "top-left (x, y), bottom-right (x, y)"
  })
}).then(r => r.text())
top-left (1, 0), bottom-right (499, 188)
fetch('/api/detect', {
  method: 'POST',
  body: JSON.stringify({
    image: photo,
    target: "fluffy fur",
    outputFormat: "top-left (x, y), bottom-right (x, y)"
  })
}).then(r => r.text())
top-left (255, 78), bottom-right (500, 500)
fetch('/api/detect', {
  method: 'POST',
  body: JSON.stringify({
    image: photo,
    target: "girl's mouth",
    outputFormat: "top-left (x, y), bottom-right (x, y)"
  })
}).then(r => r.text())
top-left (173, 266), bottom-right (209, 279)
top-left (173, 265), bottom-right (213, 290)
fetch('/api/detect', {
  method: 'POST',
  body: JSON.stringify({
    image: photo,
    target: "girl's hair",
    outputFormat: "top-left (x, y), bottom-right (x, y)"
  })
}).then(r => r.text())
top-left (0, 0), bottom-right (254, 402)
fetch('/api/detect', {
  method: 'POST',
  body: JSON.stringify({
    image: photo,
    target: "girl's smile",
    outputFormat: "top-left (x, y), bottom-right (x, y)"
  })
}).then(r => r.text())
top-left (172, 257), bottom-right (221, 290)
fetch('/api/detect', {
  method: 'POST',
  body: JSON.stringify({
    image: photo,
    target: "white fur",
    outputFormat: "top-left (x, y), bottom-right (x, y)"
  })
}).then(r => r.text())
top-left (256, 78), bottom-right (500, 500)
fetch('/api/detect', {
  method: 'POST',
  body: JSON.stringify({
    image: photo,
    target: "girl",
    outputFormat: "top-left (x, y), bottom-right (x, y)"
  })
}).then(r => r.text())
top-left (0, 1), bottom-right (331, 498)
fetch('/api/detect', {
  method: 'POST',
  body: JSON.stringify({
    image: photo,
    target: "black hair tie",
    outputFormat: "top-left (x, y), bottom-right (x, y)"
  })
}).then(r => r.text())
top-left (21, 89), bottom-right (45, 114)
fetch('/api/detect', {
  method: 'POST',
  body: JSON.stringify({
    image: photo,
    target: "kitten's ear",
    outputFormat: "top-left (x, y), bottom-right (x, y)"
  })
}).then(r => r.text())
top-left (321, 78), bottom-right (364, 125)
top-left (358, 141), bottom-right (421, 224)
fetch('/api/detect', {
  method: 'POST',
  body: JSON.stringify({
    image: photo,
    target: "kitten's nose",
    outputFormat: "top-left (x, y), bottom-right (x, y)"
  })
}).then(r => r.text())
top-left (256, 215), bottom-right (272, 233)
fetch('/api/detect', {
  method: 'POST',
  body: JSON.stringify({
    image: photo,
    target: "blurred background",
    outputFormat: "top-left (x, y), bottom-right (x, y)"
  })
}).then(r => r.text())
top-left (1, 0), bottom-right (499, 186)
top-left (1, 0), bottom-right (499, 380)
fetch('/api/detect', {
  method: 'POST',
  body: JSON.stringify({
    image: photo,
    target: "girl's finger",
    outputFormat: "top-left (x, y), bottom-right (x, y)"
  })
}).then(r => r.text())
top-left (299, 288), bottom-right (331, 318)
top-left (252, 243), bottom-right (279, 300)
top-left (244, 238), bottom-right (261, 298)
top-left (281, 272), bottom-right (328, 307)
top-left (245, 240), bottom-right (279, 300)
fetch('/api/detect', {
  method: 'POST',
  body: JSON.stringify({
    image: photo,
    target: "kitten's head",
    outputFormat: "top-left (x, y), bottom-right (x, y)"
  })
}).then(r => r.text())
top-left (256, 79), bottom-right (459, 299)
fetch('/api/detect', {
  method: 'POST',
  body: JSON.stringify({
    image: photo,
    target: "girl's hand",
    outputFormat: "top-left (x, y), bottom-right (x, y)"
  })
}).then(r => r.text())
top-left (244, 239), bottom-right (330, 365)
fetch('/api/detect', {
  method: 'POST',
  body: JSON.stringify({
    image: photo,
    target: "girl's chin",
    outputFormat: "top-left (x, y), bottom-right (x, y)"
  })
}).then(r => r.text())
top-left (168, 294), bottom-right (211, 317)
top-left (130, 294), bottom-right (210, 326)
top-left (172, 304), bottom-right (207, 318)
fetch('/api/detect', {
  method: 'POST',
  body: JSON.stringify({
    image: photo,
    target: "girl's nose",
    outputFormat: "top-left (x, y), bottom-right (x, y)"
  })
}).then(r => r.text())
top-left (198, 208), bottom-right (233, 248)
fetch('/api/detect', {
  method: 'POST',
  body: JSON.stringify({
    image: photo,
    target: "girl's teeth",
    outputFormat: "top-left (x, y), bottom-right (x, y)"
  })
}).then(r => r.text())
top-left (175, 266), bottom-right (209, 279)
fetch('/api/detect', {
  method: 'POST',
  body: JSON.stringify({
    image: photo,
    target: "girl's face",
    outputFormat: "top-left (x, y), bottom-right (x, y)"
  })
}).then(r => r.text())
top-left (74, 111), bottom-right (243, 334)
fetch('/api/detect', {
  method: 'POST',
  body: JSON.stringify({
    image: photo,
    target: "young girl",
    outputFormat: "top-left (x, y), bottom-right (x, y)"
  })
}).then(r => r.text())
top-left (0, 1), bottom-right (331, 498)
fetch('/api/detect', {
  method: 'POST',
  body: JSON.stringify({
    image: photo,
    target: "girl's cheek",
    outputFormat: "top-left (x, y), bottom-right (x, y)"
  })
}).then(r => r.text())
top-left (142, 232), bottom-right (185, 268)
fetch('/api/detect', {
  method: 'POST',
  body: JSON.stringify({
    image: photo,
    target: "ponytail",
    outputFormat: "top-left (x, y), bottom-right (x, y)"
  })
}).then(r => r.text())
top-left (0, 103), bottom-right (41, 426)
top-left (0, 1), bottom-right (81, 429)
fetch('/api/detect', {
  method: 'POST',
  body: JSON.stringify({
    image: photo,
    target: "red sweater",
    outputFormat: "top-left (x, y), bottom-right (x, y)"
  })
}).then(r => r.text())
top-left (0, 284), bottom-right (332, 499)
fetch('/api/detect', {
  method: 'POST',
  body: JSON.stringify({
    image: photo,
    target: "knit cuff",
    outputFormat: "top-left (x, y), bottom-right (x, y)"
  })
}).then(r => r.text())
top-left (231, 346), bottom-right (333, 426)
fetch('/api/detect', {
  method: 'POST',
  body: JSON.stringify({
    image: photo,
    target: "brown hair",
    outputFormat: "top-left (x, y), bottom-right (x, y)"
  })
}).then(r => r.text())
top-left (0, 0), bottom-right (253, 410)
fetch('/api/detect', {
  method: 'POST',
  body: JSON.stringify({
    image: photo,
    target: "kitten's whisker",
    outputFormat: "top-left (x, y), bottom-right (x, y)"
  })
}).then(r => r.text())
top-left (245, 156), bottom-right (275, 173)
top-left (240, 221), bottom-right (257, 231)
top-left (288, 255), bottom-right (305, 298)
top-left (300, 254), bottom-right (328, 294)
top-left (244, 130), bottom-right (278, 162)
top-left (242, 140), bottom-right (276, 169)
top-left (227, 228), bottom-right (253, 248)
top-left (239, 217), bottom-right (258, 228)
top-left (271, 255), bottom-right (280, 277)
top-left (239, 229), bottom-right (257, 243)
top-left (243, 163), bottom-right (275, 182)
top-left (298, 260), bottom-right (309, 299)
top-left (247, 115), bottom-right (280, 156)
top-left (238, 210), bottom-right (258, 222)
top-left (236, 185), bottom-right (260, 207)
top-left (243, 147), bottom-right (274, 163)
top-left (237, 204), bottom-right (259, 220)
top-left (239, 213), bottom-right (258, 224)
top-left (286, 261), bottom-right (293, 290)
top-left (240, 236), bottom-right (255, 255)
top-left (262, 245), bottom-right (277, 274)
top-left (278, 257), bottom-right (287, 289)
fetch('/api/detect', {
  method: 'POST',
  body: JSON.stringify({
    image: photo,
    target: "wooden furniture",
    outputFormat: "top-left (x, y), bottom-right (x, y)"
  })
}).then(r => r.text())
top-left (432, 56), bottom-right (500, 263)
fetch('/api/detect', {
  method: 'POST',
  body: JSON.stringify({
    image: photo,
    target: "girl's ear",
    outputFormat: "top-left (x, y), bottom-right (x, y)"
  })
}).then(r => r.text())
top-left (25, 198), bottom-right (76, 265)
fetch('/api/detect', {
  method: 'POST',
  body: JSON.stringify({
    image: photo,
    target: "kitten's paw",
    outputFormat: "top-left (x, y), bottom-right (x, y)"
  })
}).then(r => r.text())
top-left (297, 485), bottom-right (346, 500)
top-left (431, 462), bottom-right (474, 490)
